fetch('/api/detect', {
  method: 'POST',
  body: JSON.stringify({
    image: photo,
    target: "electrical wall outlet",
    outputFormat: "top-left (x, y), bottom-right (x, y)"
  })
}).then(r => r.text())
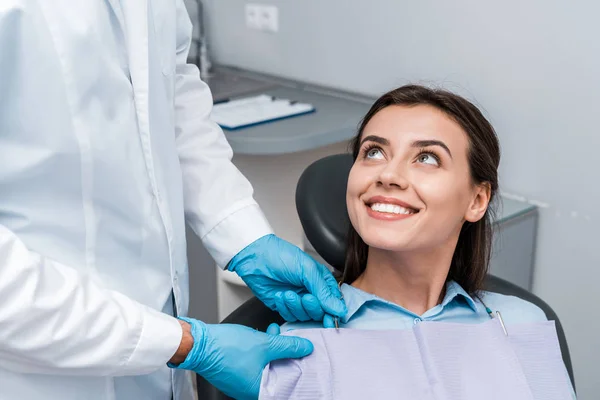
top-left (245, 4), bottom-right (262, 30)
top-left (245, 3), bottom-right (279, 33)
top-left (259, 5), bottom-right (279, 32)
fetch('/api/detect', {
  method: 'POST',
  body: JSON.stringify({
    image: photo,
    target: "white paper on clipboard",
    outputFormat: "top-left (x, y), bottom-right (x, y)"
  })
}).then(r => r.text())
top-left (211, 94), bottom-right (315, 130)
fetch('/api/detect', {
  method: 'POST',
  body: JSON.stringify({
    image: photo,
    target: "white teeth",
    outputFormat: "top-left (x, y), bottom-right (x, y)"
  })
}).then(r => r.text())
top-left (370, 203), bottom-right (415, 215)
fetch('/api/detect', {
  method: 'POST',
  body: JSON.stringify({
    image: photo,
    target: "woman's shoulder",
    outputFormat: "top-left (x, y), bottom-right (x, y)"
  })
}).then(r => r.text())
top-left (478, 290), bottom-right (548, 325)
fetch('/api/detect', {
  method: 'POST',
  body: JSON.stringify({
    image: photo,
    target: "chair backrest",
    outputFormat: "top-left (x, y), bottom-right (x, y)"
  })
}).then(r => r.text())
top-left (295, 153), bottom-right (575, 390)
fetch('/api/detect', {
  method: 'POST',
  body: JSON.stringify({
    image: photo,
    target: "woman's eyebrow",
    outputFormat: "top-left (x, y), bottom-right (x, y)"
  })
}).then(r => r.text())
top-left (359, 135), bottom-right (389, 146)
top-left (412, 139), bottom-right (452, 159)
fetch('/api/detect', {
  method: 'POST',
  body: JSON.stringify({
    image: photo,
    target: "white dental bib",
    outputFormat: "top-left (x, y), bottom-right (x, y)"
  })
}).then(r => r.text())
top-left (260, 319), bottom-right (572, 399)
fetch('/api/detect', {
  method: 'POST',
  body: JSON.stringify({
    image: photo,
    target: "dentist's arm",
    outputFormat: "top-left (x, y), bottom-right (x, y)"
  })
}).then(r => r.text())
top-left (172, 1), bottom-right (347, 326)
top-left (0, 222), bottom-right (309, 399)
top-left (172, 2), bottom-right (272, 268)
top-left (0, 225), bottom-right (183, 376)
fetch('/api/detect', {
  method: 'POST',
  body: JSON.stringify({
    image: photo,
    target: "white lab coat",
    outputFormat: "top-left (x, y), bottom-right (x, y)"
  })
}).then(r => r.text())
top-left (0, 1), bottom-right (272, 399)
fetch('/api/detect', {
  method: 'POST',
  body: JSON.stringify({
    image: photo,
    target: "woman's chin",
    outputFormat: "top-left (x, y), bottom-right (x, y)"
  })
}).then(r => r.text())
top-left (362, 233), bottom-right (415, 253)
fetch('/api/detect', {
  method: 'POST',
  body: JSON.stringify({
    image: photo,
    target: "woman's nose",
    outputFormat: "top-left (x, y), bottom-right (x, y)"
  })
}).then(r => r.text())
top-left (377, 162), bottom-right (409, 190)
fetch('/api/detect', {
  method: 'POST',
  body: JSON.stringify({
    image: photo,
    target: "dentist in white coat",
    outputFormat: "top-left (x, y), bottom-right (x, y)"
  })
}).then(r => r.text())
top-left (0, 1), bottom-right (347, 400)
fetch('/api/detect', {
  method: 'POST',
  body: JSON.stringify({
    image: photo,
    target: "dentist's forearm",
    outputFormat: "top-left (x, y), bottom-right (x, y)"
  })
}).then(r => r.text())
top-left (0, 225), bottom-right (182, 376)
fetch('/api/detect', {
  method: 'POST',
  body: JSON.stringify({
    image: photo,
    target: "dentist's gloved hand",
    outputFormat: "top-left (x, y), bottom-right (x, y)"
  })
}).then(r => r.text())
top-left (169, 317), bottom-right (313, 400)
top-left (228, 234), bottom-right (347, 328)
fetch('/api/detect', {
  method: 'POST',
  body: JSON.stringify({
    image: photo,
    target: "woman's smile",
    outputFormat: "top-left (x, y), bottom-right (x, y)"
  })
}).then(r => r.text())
top-left (364, 195), bottom-right (420, 221)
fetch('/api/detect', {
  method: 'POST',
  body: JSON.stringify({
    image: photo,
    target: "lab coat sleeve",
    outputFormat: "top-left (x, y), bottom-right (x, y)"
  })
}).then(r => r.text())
top-left (0, 225), bottom-right (182, 376)
top-left (173, 0), bottom-right (273, 268)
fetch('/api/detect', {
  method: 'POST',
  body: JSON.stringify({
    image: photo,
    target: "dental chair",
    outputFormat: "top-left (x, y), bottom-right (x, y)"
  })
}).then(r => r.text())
top-left (196, 153), bottom-right (576, 399)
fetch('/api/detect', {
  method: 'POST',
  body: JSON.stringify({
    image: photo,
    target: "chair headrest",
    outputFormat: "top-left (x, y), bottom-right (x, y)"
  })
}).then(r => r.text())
top-left (295, 153), bottom-right (354, 272)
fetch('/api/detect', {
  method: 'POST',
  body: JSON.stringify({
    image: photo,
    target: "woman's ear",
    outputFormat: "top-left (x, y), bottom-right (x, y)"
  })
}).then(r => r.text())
top-left (465, 182), bottom-right (492, 223)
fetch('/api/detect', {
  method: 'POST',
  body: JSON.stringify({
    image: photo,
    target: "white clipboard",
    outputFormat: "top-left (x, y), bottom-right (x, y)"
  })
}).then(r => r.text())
top-left (211, 94), bottom-right (315, 130)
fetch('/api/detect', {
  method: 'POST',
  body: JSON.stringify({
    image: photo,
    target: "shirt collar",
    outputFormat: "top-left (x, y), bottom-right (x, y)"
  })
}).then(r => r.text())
top-left (442, 280), bottom-right (478, 312)
top-left (340, 280), bottom-right (478, 323)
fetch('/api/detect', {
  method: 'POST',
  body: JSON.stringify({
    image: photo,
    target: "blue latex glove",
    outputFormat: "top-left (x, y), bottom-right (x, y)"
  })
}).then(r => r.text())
top-left (228, 234), bottom-right (347, 328)
top-left (170, 317), bottom-right (313, 400)
top-left (266, 323), bottom-right (282, 335)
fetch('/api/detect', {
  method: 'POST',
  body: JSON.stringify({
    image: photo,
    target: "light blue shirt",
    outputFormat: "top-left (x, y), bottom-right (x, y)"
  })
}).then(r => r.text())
top-left (282, 281), bottom-right (575, 398)
top-left (283, 281), bottom-right (548, 332)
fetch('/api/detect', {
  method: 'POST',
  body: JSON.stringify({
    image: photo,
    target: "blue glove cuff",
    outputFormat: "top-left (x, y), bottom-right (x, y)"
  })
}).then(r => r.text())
top-left (227, 233), bottom-right (275, 273)
top-left (167, 317), bottom-right (207, 371)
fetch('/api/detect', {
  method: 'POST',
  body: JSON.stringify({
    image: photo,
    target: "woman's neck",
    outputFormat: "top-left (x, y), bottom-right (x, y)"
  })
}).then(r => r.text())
top-left (351, 246), bottom-right (455, 316)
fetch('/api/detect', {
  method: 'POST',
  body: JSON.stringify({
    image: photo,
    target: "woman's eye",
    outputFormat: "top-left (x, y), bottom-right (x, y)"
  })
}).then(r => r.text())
top-left (417, 153), bottom-right (439, 166)
top-left (366, 148), bottom-right (383, 159)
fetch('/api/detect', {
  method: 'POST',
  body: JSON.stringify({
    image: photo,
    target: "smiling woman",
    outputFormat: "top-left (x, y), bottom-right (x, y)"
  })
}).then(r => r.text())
top-left (343, 85), bottom-right (500, 310)
top-left (270, 85), bottom-right (576, 399)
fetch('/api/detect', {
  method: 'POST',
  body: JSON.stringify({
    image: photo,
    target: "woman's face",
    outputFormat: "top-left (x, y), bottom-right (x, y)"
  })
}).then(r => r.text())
top-left (346, 105), bottom-right (489, 253)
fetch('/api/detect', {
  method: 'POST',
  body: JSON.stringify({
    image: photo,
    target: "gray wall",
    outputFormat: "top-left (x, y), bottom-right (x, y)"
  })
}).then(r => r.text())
top-left (202, 1), bottom-right (600, 397)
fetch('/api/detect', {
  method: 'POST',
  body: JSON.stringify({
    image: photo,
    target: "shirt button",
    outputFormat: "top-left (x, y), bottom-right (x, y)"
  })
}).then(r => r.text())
top-left (414, 318), bottom-right (422, 325)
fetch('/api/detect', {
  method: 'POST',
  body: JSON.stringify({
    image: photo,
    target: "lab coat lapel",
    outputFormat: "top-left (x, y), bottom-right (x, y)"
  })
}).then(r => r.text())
top-left (119, 0), bottom-right (151, 134)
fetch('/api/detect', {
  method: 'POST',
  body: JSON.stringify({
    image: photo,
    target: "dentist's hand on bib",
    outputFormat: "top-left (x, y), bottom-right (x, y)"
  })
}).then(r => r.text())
top-left (170, 234), bottom-right (347, 399)
top-left (171, 319), bottom-right (312, 400)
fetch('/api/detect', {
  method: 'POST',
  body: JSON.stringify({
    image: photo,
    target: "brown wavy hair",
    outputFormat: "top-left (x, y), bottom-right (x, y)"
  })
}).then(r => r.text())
top-left (342, 85), bottom-right (501, 295)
